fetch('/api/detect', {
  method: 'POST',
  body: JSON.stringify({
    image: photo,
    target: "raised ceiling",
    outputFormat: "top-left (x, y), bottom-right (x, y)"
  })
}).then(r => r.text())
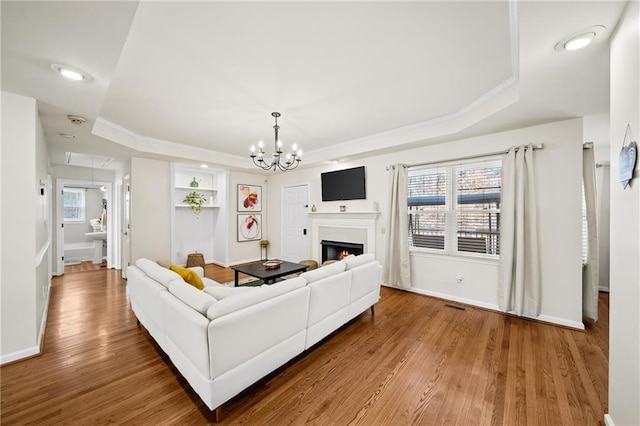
top-left (0, 1), bottom-right (626, 171)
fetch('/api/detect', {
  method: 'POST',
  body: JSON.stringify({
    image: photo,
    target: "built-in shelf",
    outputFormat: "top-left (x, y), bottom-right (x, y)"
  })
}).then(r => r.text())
top-left (175, 204), bottom-right (220, 208)
top-left (175, 185), bottom-right (217, 192)
top-left (171, 164), bottom-right (229, 267)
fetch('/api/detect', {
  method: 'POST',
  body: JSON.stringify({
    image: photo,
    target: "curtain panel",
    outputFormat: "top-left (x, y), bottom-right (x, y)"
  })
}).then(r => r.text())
top-left (582, 147), bottom-right (599, 320)
top-left (498, 145), bottom-right (541, 316)
top-left (384, 164), bottom-right (411, 288)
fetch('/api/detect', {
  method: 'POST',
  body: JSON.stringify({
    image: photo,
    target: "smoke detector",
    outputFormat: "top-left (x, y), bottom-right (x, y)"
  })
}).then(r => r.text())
top-left (67, 115), bottom-right (86, 125)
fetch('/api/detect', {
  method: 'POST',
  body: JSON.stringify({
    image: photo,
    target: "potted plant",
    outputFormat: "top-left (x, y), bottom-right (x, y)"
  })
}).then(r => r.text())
top-left (183, 191), bottom-right (207, 215)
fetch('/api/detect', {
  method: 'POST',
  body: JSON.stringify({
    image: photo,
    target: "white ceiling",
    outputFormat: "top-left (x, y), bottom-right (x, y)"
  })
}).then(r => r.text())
top-left (1, 1), bottom-right (627, 172)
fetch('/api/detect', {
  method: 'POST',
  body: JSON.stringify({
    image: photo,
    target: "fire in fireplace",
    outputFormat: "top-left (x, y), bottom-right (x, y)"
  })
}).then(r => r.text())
top-left (320, 240), bottom-right (364, 263)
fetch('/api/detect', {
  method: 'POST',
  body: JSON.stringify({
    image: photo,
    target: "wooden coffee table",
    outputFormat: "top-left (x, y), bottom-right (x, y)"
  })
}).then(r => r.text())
top-left (232, 259), bottom-right (308, 286)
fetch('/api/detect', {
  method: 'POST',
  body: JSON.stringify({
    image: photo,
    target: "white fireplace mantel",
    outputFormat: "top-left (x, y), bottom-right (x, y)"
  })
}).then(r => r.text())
top-left (308, 211), bottom-right (380, 262)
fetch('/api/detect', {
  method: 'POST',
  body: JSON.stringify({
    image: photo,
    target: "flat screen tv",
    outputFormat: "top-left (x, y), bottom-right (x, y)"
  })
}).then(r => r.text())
top-left (321, 166), bottom-right (366, 201)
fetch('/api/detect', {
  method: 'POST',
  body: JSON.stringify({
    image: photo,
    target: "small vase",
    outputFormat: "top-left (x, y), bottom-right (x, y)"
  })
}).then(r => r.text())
top-left (190, 177), bottom-right (199, 188)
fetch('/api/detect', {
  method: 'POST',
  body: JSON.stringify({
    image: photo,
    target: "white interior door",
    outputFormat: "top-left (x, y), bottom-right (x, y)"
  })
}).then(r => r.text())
top-left (121, 175), bottom-right (131, 279)
top-left (281, 184), bottom-right (309, 262)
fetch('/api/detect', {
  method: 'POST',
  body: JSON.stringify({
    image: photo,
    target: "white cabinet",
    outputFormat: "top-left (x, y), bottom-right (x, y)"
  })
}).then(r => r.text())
top-left (171, 165), bottom-right (229, 267)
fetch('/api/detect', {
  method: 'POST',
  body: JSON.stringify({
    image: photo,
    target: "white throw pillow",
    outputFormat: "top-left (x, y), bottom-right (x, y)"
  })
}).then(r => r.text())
top-left (136, 258), bottom-right (180, 287)
top-left (203, 285), bottom-right (257, 300)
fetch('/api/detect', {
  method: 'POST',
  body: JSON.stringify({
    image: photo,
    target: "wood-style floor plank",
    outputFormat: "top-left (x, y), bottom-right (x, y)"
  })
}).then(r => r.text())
top-left (1, 265), bottom-right (609, 425)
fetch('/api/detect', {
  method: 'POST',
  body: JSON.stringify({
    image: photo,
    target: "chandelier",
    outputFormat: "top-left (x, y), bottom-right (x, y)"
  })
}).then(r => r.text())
top-left (250, 112), bottom-right (302, 171)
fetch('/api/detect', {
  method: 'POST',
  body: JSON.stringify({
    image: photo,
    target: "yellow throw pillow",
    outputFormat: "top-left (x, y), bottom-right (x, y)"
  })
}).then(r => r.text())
top-left (170, 265), bottom-right (205, 290)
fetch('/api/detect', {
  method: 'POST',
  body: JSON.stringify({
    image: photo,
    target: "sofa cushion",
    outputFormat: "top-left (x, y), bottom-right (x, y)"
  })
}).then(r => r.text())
top-left (206, 277), bottom-right (307, 320)
top-left (343, 253), bottom-right (375, 270)
top-left (136, 258), bottom-right (181, 288)
top-left (157, 259), bottom-right (172, 269)
top-left (203, 285), bottom-right (257, 300)
top-left (170, 265), bottom-right (205, 290)
top-left (168, 279), bottom-right (216, 315)
top-left (300, 260), bottom-right (346, 284)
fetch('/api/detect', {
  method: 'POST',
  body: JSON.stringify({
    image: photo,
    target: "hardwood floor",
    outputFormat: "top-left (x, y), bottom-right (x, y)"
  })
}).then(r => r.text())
top-left (1, 265), bottom-right (609, 425)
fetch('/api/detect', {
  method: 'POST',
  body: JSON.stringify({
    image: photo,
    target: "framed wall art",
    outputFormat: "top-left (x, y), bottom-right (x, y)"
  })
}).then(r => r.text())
top-left (238, 214), bottom-right (261, 242)
top-left (238, 184), bottom-right (262, 211)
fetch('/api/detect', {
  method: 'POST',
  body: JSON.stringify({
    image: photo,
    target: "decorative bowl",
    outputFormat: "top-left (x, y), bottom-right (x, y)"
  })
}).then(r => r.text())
top-left (263, 260), bottom-right (282, 270)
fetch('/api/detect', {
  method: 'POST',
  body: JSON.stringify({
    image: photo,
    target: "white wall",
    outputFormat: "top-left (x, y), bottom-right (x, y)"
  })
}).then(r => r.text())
top-left (130, 157), bottom-right (171, 262)
top-left (34, 112), bottom-right (50, 330)
top-left (267, 119), bottom-right (584, 328)
top-left (126, 160), bottom-right (265, 267)
top-left (1, 92), bottom-right (50, 363)
top-left (608, 1), bottom-right (640, 424)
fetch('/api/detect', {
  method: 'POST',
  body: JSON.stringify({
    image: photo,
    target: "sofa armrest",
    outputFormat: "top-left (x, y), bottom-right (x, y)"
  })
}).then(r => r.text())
top-left (208, 286), bottom-right (310, 379)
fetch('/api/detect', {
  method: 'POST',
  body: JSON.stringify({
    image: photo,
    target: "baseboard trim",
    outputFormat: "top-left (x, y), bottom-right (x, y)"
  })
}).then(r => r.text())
top-left (0, 346), bottom-right (40, 365)
top-left (228, 257), bottom-right (262, 267)
top-left (604, 414), bottom-right (615, 426)
top-left (535, 314), bottom-right (585, 330)
top-left (37, 278), bottom-right (52, 352)
top-left (383, 284), bottom-right (585, 330)
top-left (401, 286), bottom-right (499, 311)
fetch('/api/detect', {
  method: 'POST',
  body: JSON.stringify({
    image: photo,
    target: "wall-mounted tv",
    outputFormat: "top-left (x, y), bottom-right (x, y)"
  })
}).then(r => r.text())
top-left (321, 166), bottom-right (366, 201)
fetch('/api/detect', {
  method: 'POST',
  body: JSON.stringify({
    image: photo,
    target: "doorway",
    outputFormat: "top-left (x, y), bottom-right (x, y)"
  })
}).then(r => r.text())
top-left (281, 184), bottom-right (309, 262)
top-left (121, 175), bottom-right (131, 279)
top-left (55, 179), bottom-right (113, 275)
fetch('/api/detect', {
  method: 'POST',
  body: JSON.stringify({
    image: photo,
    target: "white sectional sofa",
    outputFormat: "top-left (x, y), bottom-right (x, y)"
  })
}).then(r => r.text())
top-left (126, 253), bottom-right (382, 420)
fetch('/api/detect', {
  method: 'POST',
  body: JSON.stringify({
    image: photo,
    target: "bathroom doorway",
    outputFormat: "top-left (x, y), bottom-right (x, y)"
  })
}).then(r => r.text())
top-left (55, 178), bottom-right (113, 275)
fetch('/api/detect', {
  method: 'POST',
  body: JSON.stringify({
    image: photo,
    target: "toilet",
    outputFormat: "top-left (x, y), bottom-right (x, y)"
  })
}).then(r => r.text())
top-left (89, 218), bottom-right (102, 232)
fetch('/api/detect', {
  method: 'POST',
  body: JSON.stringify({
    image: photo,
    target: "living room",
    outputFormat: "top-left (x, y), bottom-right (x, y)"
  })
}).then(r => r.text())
top-left (1, 1), bottom-right (638, 424)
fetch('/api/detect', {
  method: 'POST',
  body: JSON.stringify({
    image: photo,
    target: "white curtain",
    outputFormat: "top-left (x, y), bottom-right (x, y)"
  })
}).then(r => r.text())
top-left (582, 147), bottom-right (599, 320)
top-left (384, 164), bottom-right (411, 288)
top-left (498, 145), bottom-right (541, 316)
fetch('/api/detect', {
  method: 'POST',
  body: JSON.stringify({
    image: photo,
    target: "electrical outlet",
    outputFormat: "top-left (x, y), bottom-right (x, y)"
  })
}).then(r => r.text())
top-left (456, 273), bottom-right (464, 284)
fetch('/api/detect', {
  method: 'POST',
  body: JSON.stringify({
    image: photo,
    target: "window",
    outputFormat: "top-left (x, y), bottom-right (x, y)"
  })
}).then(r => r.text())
top-left (408, 159), bottom-right (501, 256)
top-left (63, 188), bottom-right (85, 222)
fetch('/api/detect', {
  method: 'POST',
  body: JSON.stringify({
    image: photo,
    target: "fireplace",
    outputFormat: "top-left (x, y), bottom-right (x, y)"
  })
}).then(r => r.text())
top-left (320, 240), bottom-right (364, 263)
top-left (309, 211), bottom-right (379, 263)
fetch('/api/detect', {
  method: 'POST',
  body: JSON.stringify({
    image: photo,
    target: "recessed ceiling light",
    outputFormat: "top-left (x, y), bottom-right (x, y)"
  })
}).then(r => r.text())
top-left (564, 33), bottom-right (596, 50)
top-left (51, 64), bottom-right (93, 82)
top-left (200, 164), bottom-right (209, 168)
top-left (555, 25), bottom-right (605, 51)
top-left (59, 133), bottom-right (76, 139)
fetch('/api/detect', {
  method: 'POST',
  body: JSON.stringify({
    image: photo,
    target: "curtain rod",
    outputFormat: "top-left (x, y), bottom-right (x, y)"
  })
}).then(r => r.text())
top-left (386, 143), bottom-right (544, 170)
